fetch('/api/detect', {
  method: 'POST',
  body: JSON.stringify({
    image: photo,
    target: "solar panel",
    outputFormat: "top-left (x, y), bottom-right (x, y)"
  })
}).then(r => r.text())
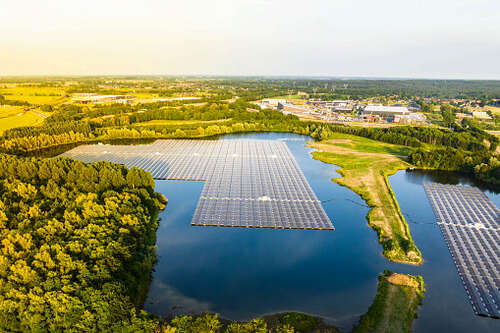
top-left (424, 183), bottom-right (500, 318)
top-left (61, 139), bottom-right (334, 231)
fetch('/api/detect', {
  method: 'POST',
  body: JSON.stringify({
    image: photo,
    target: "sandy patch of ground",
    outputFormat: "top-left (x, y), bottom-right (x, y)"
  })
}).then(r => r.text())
top-left (387, 273), bottom-right (419, 288)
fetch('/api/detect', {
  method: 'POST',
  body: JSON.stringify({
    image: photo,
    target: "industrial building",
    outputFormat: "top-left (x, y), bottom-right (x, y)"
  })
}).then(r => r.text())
top-left (472, 111), bottom-right (492, 120)
top-left (308, 99), bottom-right (354, 112)
top-left (277, 103), bottom-right (315, 115)
top-left (152, 97), bottom-right (201, 102)
top-left (72, 94), bottom-right (135, 104)
top-left (393, 113), bottom-right (426, 124)
top-left (261, 99), bottom-right (288, 107)
top-left (362, 105), bottom-right (411, 117)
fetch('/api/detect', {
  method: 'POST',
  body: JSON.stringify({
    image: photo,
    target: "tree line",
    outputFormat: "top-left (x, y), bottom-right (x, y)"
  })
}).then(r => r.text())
top-left (1, 101), bottom-right (498, 187)
top-left (0, 94), bottom-right (31, 106)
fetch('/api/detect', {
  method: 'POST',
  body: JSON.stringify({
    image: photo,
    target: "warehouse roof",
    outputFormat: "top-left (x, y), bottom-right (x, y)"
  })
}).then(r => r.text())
top-left (363, 105), bottom-right (410, 115)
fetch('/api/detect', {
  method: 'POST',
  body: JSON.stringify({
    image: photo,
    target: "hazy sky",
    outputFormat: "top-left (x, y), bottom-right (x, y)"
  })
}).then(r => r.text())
top-left (1, 0), bottom-right (499, 78)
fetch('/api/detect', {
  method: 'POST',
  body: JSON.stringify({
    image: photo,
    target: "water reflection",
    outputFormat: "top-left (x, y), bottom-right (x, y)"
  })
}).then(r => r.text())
top-left (405, 169), bottom-right (500, 193)
top-left (144, 132), bottom-right (500, 333)
top-left (147, 280), bottom-right (213, 316)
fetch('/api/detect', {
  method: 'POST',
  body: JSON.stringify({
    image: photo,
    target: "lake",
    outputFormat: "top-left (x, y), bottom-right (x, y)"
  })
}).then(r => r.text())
top-left (144, 132), bottom-right (500, 332)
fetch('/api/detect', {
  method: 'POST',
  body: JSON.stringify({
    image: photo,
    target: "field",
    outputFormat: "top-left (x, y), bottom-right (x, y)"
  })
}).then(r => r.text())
top-left (485, 106), bottom-right (500, 115)
top-left (355, 271), bottom-right (425, 333)
top-left (309, 133), bottom-right (422, 265)
top-left (0, 105), bottom-right (47, 134)
top-left (0, 86), bottom-right (67, 104)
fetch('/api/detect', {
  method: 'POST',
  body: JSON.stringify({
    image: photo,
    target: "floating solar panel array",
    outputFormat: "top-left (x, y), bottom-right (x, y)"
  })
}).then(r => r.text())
top-left (424, 183), bottom-right (500, 318)
top-left (61, 140), bottom-right (334, 230)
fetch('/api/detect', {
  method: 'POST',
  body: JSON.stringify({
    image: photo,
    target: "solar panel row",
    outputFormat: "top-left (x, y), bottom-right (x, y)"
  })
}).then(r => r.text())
top-left (61, 139), bottom-right (334, 230)
top-left (424, 183), bottom-right (500, 318)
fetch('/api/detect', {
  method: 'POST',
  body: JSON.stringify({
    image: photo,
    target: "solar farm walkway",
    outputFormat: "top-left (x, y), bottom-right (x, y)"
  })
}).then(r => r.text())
top-left (62, 140), bottom-right (334, 230)
top-left (424, 183), bottom-right (500, 318)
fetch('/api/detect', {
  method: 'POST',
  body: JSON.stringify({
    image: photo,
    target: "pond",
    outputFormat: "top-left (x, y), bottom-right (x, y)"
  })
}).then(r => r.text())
top-left (143, 132), bottom-right (500, 333)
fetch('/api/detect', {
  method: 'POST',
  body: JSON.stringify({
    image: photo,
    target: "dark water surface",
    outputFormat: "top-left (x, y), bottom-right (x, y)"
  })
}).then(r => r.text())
top-left (144, 132), bottom-right (500, 332)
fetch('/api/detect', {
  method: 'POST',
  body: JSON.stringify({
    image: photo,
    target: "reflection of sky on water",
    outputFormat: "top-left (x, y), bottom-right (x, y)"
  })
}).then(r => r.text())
top-left (147, 279), bottom-right (213, 315)
top-left (144, 132), bottom-right (500, 333)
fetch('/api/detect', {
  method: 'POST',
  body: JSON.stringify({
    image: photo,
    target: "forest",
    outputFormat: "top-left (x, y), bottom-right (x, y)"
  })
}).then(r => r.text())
top-left (3, 76), bottom-right (500, 102)
top-left (0, 155), bottom-right (166, 331)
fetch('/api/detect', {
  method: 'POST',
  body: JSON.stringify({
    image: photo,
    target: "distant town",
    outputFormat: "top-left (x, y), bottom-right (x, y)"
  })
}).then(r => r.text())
top-left (258, 96), bottom-right (495, 125)
top-left (67, 91), bottom-right (498, 128)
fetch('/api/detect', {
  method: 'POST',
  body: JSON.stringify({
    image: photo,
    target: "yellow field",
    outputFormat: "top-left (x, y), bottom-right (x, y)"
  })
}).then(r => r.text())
top-left (0, 105), bottom-right (47, 134)
top-left (0, 86), bottom-right (67, 105)
top-left (485, 106), bottom-right (500, 115)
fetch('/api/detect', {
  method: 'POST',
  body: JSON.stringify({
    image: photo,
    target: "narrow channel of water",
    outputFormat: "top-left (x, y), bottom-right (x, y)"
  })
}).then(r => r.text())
top-left (143, 132), bottom-right (500, 332)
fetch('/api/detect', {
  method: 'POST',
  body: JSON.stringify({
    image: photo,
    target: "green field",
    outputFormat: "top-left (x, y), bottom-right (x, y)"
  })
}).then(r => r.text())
top-left (326, 132), bottom-right (412, 156)
top-left (0, 105), bottom-right (46, 133)
top-left (0, 86), bottom-right (67, 104)
top-left (485, 106), bottom-right (500, 115)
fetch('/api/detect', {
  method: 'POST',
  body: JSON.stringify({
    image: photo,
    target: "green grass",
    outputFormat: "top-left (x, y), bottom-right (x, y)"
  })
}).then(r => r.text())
top-left (355, 271), bottom-right (425, 333)
top-left (325, 132), bottom-right (411, 156)
top-left (314, 151), bottom-right (379, 169)
top-left (0, 106), bottom-right (46, 134)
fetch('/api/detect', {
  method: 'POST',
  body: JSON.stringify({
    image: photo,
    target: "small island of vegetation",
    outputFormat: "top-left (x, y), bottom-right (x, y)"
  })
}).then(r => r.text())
top-left (308, 134), bottom-right (421, 265)
top-left (355, 271), bottom-right (425, 333)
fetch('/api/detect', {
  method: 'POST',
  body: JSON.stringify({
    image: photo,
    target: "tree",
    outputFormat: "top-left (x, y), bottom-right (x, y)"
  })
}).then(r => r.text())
top-left (440, 105), bottom-right (456, 127)
top-left (40, 105), bottom-right (53, 112)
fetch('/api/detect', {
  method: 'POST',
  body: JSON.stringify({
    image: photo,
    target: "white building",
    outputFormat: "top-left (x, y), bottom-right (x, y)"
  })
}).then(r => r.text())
top-left (72, 94), bottom-right (135, 104)
top-left (152, 97), bottom-right (201, 102)
top-left (472, 111), bottom-right (492, 120)
top-left (362, 105), bottom-right (411, 117)
top-left (262, 99), bottom-right (288, 106)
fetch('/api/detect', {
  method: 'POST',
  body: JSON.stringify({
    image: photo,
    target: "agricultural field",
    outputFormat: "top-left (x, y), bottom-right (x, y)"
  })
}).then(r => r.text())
top-left (485, 106), bottom-right (500, 116)
top-left (0, 105), bottom-right (47, 133)
top-left (0, 85), bottom-right (67, 104)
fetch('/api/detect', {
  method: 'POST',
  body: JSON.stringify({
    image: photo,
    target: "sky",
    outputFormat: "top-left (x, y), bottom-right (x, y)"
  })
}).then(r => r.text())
top-left (1, 0), bottom-right (499, 79)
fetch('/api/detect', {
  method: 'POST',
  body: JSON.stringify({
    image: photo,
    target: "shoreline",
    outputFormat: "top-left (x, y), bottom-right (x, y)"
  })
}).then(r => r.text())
top-left (308, 137), bottom-right (422, 265)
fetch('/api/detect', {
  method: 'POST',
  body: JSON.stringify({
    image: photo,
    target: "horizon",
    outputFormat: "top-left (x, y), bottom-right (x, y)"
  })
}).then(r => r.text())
top-left (1, 74), bottom-right (500, 81)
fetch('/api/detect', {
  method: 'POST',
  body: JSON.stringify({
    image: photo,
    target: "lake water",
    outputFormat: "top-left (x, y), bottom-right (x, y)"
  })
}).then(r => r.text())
top-left (144, 132), bottom-right (500, 332)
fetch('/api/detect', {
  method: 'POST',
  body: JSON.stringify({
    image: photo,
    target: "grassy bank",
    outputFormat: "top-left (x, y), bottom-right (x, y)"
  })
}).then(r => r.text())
top-left (309, 133), bottom-right (422, 265)
top-left (355, 271), bottom-right (425, 333)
